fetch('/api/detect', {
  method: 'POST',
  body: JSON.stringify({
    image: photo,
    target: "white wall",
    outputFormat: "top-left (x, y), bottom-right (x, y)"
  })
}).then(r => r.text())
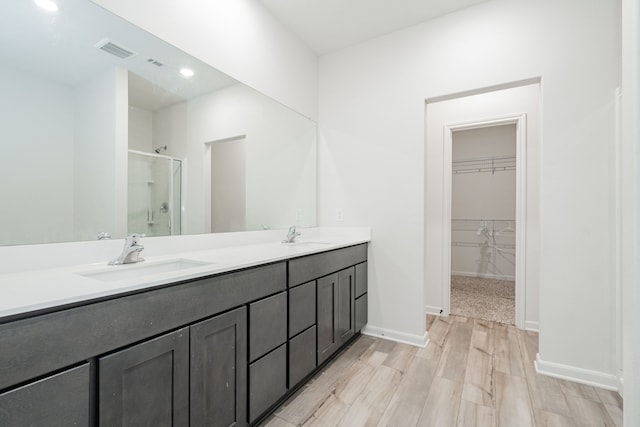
top-left (154, 83), bottom-right (316, 235)
top-left (451, 125), bottom-right (516, 280)
top-left (622, 0), bottom-right (639, 422)
top-left (128, 107), bottom-right (153, 153)
top-left (0, 67), bottom-right (75, 245)
top-left (90, 0), bottom-right (318, 121)
top-left (74, 67), bottom-right (129, 241)
top-left (211, 140), bottom-right (247, 232)
top-left (318, 0), bottom-right (620, 385)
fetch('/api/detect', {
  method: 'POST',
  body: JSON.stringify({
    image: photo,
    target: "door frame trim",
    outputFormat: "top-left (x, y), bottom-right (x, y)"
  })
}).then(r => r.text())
top-left (442, 113), bottom-right (527, 329)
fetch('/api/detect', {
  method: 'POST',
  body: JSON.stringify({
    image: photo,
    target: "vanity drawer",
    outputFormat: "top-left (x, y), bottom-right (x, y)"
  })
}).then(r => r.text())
top-left (249, 291), bottom-right (287, 362)
top-left (289, 281), bottom-right (316, 338)
top-left (355, 262), bottom-right (368, 298)
top-left (0, 363), bottom-right (90, 426)
top-left (249, 344), bottom-right (287, 423)
top-left (288, 244), bottom-right (367, 288)
top-left (289, 325), bottom-right (317, 388)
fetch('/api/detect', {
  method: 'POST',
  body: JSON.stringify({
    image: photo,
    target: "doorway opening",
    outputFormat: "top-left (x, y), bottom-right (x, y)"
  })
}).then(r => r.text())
top-left (207, 135), bottom-right (247, 233)
top-left (441, 113), bottom-right (527, 328)
top-left (449, 124), bottom-right (517, 324)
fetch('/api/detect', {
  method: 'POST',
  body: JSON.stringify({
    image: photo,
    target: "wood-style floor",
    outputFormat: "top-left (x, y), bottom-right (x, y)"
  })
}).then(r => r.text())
top-left (260, 316), bottom-right (623, 427)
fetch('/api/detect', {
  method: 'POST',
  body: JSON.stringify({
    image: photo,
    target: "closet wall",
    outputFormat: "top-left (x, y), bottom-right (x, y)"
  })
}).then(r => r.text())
top-left (451, 124), bottom-right (516, 280)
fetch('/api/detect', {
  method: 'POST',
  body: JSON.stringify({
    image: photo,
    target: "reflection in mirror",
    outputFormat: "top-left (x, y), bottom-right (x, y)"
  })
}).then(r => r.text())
top-left (127, 150), bottom-right (182, 237)
top-left (0, 0), bottom-right (316, 246)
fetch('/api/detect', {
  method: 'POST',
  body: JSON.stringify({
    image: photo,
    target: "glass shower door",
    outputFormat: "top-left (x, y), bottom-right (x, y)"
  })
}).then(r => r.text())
top-left (128, 151), bottom-right (181, 237)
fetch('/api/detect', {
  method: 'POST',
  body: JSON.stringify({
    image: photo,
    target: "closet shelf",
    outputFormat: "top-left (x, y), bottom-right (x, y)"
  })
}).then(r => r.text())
top-left (452, 154), bottom-right (516, 174)
top-left (451, 219), bottom-right (515, 232)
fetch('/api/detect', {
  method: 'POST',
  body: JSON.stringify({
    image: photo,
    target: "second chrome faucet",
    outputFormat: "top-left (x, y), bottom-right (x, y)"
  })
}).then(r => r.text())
top-left (109, 234), bottom-right (145, 265)
top-left (282, 226), bottom-right (301, 243)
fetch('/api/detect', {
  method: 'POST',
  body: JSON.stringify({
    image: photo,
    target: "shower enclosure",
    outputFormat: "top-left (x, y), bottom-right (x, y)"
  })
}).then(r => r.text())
top-left (128, 150), bottom-right (182, 237)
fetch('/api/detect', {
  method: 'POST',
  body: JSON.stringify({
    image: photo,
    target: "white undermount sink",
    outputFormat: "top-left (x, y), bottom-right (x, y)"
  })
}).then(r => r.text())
top-left (78, 259), bottom-right (212, 282)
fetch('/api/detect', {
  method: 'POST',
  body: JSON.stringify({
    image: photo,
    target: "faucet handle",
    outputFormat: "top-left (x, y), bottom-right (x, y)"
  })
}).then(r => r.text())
top-left (126, 233), bottom-right (145, 245)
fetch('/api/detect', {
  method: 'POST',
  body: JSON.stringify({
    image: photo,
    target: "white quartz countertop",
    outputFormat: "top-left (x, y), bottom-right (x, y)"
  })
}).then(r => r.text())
top-left (0, 229), bottom-right (370, 321)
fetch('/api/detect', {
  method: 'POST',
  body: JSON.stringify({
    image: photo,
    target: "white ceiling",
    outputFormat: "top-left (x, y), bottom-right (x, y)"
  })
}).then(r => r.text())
top-left (259, 0), bottom-right (489, 54)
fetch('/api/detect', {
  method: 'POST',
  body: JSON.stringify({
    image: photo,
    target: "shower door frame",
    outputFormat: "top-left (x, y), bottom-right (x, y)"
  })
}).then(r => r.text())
top-left (442, 113), bottom-right (527, 329)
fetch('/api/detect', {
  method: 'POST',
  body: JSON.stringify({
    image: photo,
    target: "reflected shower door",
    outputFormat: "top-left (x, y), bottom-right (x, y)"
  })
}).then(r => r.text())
top-left (128, 151), bottom-right (181, 237)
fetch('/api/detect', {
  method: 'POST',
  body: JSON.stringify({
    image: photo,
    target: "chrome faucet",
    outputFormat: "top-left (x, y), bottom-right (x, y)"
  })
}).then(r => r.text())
top-left (282, 226), bottom-right (301, 243)
top-left (97, 231), bottom-right (111, 240)
top-left (109, 234), bottom-right (145, 265)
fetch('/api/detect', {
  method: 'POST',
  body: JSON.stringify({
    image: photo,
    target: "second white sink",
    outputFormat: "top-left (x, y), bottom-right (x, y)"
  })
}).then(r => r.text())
top-left (78, 259), bottom-right (212, 283)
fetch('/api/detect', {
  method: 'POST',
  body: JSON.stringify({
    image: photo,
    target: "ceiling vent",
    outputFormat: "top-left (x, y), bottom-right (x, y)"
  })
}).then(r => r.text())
top-left (147, 58), bottom-right (164, 67)
top-left (94, 38), bottom-right (136, 59)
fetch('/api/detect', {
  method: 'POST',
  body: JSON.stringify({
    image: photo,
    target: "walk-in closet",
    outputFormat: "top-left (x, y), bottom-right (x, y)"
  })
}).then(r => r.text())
top-left (450, 124), bottom-right (516, 324)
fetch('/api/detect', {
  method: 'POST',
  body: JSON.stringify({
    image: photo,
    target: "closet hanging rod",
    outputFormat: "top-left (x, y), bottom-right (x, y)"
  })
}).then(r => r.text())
top-left (452, 154), bottom-right (516, 174)
top-left (451, 241), bottom-right (516, 248)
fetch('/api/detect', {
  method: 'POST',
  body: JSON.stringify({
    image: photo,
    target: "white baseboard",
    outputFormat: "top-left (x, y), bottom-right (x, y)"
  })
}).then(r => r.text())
top-left (524, 320), bottom-right (539, 332)
top-left (361, 325), bottom-right (429, 348)
top-left (451, 271), bottom-right (516, 281)
top-left (535, 353), bottom-right (619, 391)
top-left (425, 305), bottom-right (444, 316)
top-left (617, 376), bottom-right (624, 398)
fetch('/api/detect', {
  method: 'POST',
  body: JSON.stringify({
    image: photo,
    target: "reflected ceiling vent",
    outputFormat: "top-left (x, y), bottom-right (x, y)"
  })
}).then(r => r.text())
top-left (146, 58), bottom-right (164, 67)
top-left (94, 38), bottom-right (136, 59)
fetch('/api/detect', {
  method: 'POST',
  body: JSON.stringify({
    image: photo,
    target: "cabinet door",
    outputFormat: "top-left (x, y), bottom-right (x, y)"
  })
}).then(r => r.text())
top-left (355, 294), bottom-right (368, 333)
top-left (317, 273), bottom-right (339, 365)
top-left (0, 363), bottom-right (90, 427)
top-left (337, 267), bottom-right (355, 344)
top-left (99, 328), bottom-right (189, 427)
top-left (355, 262), bottom-right (368, 298)
top-left (191, 307), bottom-right (248, 427)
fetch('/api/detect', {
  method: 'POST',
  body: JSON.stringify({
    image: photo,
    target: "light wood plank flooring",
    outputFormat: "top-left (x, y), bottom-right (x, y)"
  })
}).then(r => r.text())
top-left (260, 316), bottom-right (622, 427)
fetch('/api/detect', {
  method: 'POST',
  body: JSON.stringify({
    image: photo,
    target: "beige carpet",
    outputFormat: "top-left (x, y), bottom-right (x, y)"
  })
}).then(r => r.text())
top-left (450, 275), bottom-right (515, 324)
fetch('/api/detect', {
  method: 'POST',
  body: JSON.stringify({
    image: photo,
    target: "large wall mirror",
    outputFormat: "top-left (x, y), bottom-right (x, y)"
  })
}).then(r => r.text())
top-left (0, 0), bottom-right (317, 246)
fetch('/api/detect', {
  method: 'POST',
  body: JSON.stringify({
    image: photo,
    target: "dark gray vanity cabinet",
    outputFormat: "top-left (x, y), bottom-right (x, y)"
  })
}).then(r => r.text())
top-left (0, 244), bottom-right (369, 427)
top-left (249, 344), bottom-right (287, 423)
top-left (249, 292), bottom-right (287, 362)
top-left (336, 267), bottom-right (356, 344)
top-left (354, 262), bottom-right (368, 333)
top-left (191, 307), bottom-right (248, 427)
top-left (99, 308), bottom-right (250, 427)
top-left (317, 268), bottom-right (355, 365)
top-left (288, 280), bottom-right (317, 388)
top-left (289, 244), bottom-right (367, 368)
top-left (317, 272), bottom-right (339, 364)
top-left (99, 327), bottom-right (190, 426)
top-left (0, 363), bottom-right (90, 426)
top-left (289, 281), bottom-right (316, 337)
top-left (248, 292), bottom-right (288, 423)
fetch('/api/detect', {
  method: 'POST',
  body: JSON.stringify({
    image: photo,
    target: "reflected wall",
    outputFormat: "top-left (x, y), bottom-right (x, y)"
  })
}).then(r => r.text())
top-left (0, 0), bottom-right (316, 246)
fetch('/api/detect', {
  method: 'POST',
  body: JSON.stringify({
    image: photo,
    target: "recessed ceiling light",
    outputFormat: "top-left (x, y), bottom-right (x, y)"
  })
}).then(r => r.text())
top-left (180, 68), bottom-right (194, 78)
top-left (34, 0), bottom-right (59, 12)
